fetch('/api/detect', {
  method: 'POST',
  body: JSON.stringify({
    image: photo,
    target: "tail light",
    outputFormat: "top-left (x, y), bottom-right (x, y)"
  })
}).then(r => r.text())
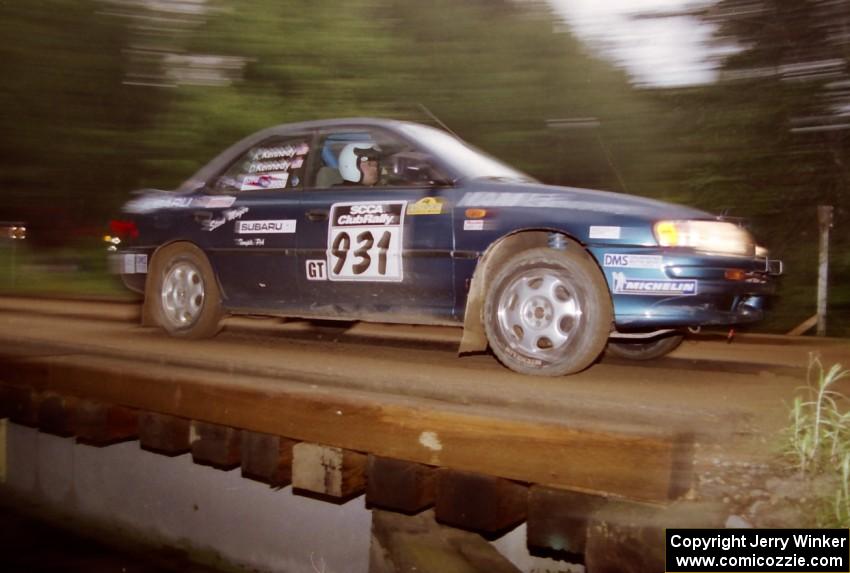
top-left (104, 220), bottom-right (139, 251)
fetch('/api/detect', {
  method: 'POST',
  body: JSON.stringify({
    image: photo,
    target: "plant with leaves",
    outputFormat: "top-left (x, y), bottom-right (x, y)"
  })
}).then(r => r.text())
top-left (787, 355), bottom-right (850, 473)
top-left (785, 355), bottom-right (850, 527)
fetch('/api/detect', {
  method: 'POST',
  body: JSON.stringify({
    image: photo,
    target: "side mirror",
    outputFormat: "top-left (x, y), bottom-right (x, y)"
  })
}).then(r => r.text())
top-left (211, 175), bottom-right (241, 193)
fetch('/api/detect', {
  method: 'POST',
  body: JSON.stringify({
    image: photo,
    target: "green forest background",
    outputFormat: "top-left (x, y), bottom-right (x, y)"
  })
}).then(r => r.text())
top-left (0, 0), bottom-right (847, 335)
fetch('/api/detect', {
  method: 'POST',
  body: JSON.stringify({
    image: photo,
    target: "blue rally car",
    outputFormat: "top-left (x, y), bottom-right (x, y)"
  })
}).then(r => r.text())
top-left (110, 118), bottom-right (782, 376)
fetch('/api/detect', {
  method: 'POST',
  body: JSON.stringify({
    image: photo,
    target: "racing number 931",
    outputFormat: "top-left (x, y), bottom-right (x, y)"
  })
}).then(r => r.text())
top-left (327, 201), bottom-right (406, 282)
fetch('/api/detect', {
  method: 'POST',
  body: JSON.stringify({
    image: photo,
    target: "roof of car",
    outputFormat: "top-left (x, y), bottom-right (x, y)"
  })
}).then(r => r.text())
top-left (263, 117), bottom-right (421, 134)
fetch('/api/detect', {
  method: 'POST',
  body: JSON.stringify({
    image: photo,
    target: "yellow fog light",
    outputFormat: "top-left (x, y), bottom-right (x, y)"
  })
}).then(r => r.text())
top-left (654, 221), bottom-right (679, 246)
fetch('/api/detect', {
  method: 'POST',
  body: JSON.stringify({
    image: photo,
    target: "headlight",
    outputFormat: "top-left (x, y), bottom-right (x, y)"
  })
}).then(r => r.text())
top-left (653, 220), bottom-right (755, 256)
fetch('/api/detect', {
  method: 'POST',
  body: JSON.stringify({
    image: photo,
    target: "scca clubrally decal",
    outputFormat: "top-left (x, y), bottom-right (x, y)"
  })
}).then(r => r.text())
top-left (327, 201), bottom-right (406, 282)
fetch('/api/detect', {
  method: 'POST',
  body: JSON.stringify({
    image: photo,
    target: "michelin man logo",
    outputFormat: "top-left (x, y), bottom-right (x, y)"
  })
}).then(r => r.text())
top-left (613, 272), bottom-right (629, 293)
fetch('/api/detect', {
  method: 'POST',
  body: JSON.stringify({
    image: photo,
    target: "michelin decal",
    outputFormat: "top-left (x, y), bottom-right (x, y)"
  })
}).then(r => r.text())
top-left (612, 272), bottom-right (697, 296)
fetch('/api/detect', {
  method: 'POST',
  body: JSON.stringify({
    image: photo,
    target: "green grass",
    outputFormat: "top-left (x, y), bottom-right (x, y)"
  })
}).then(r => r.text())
top-left (785, 355), bottom-right (850, 527)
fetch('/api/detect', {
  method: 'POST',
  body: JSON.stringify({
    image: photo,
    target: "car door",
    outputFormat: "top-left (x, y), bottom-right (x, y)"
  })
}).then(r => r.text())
top-left (296, 127), bottom-right (456, 323)
top-left (200, 133), bottom-right (313, 311)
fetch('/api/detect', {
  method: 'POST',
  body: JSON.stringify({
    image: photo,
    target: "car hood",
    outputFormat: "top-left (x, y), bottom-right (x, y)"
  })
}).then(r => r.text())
top-left (459, 180), bottom-right (714, 221)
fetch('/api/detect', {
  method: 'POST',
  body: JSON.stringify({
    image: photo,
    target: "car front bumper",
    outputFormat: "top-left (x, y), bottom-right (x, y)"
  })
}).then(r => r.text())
top-left (589, 247), bottom-right (782, 330)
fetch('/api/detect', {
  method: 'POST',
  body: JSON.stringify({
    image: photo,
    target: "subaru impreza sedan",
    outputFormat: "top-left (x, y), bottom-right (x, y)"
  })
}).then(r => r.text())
top-left (109, 118), bottom-right (782, 376)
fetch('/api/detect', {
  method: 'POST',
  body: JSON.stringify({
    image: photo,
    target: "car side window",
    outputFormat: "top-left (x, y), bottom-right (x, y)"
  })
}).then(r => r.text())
top-left (212, 136), bottom-right (311, 193)
top-left (312, 129), bottom-right (445, 189)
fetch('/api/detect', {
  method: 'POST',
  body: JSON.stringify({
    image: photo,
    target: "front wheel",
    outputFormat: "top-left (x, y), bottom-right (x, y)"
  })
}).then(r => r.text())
top-left (483, 247), bottom-right (613, 376)
top-left (147, 243), bottom-right (223, 339)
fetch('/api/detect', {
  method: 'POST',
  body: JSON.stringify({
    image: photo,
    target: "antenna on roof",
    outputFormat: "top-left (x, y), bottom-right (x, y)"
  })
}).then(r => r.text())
top-left (417, 103), bottom-right (461, 139)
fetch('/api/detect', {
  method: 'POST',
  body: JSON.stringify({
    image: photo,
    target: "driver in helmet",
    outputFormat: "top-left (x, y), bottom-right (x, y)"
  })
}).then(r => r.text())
top-left (338, 143), bottom-right (380, 186)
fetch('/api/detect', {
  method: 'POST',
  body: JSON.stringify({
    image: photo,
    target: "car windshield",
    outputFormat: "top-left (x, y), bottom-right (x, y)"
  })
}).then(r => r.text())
top-left (398, 123), bottom-right (536, 183)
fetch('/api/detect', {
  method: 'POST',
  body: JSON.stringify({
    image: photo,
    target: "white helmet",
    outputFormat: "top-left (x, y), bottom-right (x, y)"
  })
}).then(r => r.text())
top-left (339, 143), bottom-right (379, 183)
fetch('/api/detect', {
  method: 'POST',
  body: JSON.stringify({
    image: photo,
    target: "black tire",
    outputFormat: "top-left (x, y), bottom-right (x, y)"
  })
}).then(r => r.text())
top-left (483, 247), bottom-right (613, 376)
top-left (147, 242), bottom-right (223, 339)
top-left (605, 334), bottom-right (684, 361)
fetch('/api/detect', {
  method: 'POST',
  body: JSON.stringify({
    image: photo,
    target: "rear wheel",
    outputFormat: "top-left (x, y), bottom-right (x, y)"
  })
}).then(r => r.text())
top-left (147, 243), bottom-right (223, 339)
top-left (483, 247), bottom-right (612, 376)
top-left (606, 334), bottom-right (684, 361)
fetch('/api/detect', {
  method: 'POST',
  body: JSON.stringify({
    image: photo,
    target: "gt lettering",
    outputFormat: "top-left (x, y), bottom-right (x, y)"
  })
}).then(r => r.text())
top-left (305, 260), bottom-right (327, 281)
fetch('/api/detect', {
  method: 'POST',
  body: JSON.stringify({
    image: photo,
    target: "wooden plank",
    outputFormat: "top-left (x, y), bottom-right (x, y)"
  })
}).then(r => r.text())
top-left (787, 314), bottom-right (818, 336)
top-left (0, 383), bottom-right (11, 420)
top-left (0, 419), bottom-right (6, 484)
top-left (370, 509), bottom-right (521, 573)
top-left (38, 393), bottom-right (77, 437)
top-left (74, 400), bottom-right (138, 446)
top-left (1, 383), bottom-right (39, 426)
top-left (585, 500), bottom-right (726, 573)
top-left (526, 486), bottom-right (607, 557)
top-left (0, 354), bottom-right (691, 502)
top-left (241, 431), bottom-right (296, 486)
top-left (366, 455), bottom-right (436, 514)
top-left (190, 420), bottom-right (241, 469)
top-left (138, 411), bottom-right (190, 455)
top-left (292, 442), bottom-right (366, 499)
top-left (435, 469), bottom-right (527, 534)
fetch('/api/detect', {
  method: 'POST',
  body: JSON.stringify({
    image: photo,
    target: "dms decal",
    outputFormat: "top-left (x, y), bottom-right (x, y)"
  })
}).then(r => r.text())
top-left (240, 172), bottom-right (289, 191)
top-left (612, 272), bottom-right (697, 296)
top-left (603, 253), bottom-right (663, 269)
top-left (328, 201), bottom-right (406, 282)
top-left (235, 219), bottom-right (296, 234)
top-left (203, 206), bottom-right (249, 231)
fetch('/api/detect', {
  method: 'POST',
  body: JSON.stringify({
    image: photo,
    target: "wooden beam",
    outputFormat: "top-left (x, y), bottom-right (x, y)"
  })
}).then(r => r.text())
top-left (292, 442), bottom-right (366, 499)
top-left (74, 400), bottom-right (138, 446)
top-left (435, 469), bottom-right (527, 534)
top-left (0, 383), bottom-right (39, 426)
top-left (526, 486), bottom-right (607, 557)
top-left (366, 455), bottom-right (436, 514)
top-left (584, 500), bottom-right (726, 573)
top-left (139, 411), bottom-right (190, 456)
top-left (0, 383), bottom-right (11, 420)
top-left (0, 354), bottom-right (692, 502)
top-left (38, 393), bottom-right (77, 437)
top-left (371, 509), bottom-right (521, 573)
top-left (787, 314), bottom-right (818, 336)
top-left (241, 431), bottom-right (296, 487)
top-left (190, 420), bottom-right (241, 469)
